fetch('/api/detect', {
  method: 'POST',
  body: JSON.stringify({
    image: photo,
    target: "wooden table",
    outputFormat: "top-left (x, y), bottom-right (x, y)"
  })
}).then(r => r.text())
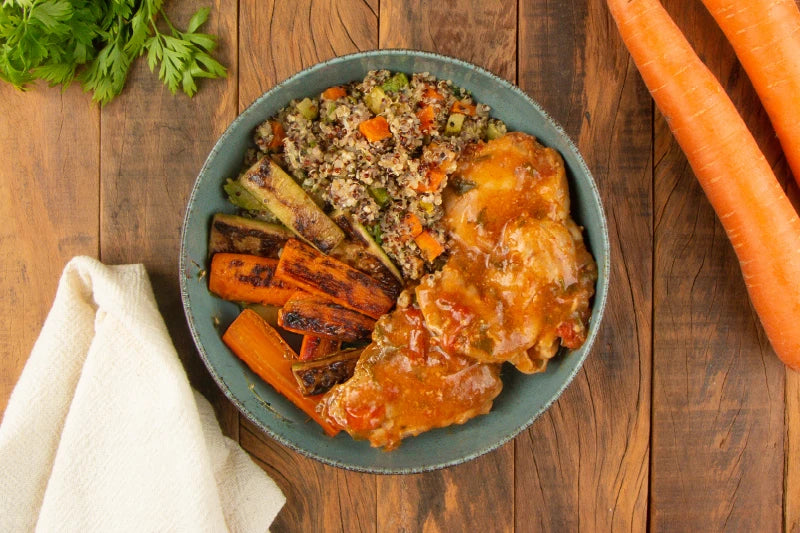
top-left (2, 1), bottom-right (798, 530)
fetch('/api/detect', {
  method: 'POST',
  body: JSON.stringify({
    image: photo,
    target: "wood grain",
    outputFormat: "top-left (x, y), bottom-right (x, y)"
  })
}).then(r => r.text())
top-left (0, 84), bottom-right (99, 415)
top-left (651, 1), bottom-right (786, 529)
top-left (238, 0), bottom-right (379, 110)
top-left (376, 2), bottom-right (517, 532)
top-left (379, 0), bottom-right (516, 82)
top-left (516, 1), bottom-right (652, 530)
top-left (98, 0), bottom-right (239, 434)
top-left (789, 370), bottom-right (800, 533)
top-left (236, 1), bottom-right (379, 529)
top-left (239, 417), bottom-right (376, 533)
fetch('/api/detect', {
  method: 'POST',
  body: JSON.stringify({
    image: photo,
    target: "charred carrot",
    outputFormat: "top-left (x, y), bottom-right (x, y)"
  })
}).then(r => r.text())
top-left (209, 253), bottom-right (296, 306)
top-left (222, 309), bottom-right (340, 436)
top-left (358, 116), bottom-right (392, 142)
top-left (700, 0), bottom-right (800, 186)
top-left (299, 335), bottom-right (341, 362)
top-left (321, 86), bottom-right (348, 100)
top-left (607, 0), bottom-right (800, 368)
top-left (278, 293), bottom-right (376, 343)
top-left (414, 230), bottom-right (445, 262)
top-left (274, 239), bottom-right (395, 319)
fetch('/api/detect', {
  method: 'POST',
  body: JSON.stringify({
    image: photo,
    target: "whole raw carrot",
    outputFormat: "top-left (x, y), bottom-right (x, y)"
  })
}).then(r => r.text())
top-left (700, 0), bottom-right (800, 187)
top-left (606, 0), bottom-right (800, 368)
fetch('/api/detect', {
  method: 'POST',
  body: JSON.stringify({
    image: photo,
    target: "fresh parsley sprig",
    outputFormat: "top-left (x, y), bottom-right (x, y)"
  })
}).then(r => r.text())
top-left (0, 0), bottom-right (226, 105)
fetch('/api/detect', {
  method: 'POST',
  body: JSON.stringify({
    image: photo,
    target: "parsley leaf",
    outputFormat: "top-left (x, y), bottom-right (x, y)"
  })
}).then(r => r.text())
top-left (0, 0), bottom-right (226, 105)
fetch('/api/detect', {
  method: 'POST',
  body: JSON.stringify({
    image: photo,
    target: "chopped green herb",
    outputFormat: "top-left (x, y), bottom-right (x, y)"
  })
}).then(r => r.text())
top-left (450, 176), bottom-right (477, 195)
top-left (368, 186), bottom-right (390, 206)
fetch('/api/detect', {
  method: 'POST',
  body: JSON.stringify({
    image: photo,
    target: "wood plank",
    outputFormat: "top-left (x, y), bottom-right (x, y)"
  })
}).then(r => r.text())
top-left (0, 84), bottom-right (99, 415)
top-left (238, 0), bottom-right (379, 110)
top-left (237, 1), bottom-right (379, 529)
top-left (239, 417), bottom-right (376, 533)
top-left (651, 1), bottom-right (786, 529)
top-left (789, 369), bottom-right (800, 533)
top-left (98, 0), bottom-right (239, 435)
top-left (379, 0), bottom-right (516, 81)
top-left (516, 1), bottom-right (652, 530)
top-left (377, 2), bottom-right (517, 532)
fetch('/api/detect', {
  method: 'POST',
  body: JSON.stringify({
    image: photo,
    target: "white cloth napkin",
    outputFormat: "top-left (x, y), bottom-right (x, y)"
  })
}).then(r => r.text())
top-left (0, 257), bottom-right (285, 532)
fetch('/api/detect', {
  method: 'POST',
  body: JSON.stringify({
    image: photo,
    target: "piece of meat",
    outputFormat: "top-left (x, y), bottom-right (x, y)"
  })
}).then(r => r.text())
top-left (321, 133), bottom-right (596, 448)
top-left (417, 132), bottom-right (597, 373)
top-left (320, 308), bottom-right (503, 450)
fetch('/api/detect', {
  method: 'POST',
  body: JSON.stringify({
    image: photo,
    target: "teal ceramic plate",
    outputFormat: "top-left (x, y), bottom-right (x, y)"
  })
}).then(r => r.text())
top-left (180, 50), bottom-right (609, 474)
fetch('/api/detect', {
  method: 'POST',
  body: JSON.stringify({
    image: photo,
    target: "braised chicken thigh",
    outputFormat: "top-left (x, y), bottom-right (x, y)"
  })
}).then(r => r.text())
top-left (321, 133), bottom-right (596, 448)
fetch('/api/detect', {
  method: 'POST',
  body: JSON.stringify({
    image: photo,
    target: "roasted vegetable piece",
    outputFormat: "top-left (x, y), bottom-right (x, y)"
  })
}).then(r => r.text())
top-left (222, 309), bottom-right (340, 436)
top-left (330, 211), bottom-right (403, 283)
top-left (275, 239), bottom-right (395, 319)
top-left (223, 178), bottom-right (270, 214)
top-left (329, 241), bottom-right (403, 302)
top-left (239, 156), bottom-right (345, 253)
top-left (278, 293), bottom-right (376, 342)
top-left (209, 213), bottom-right (292, 258)
top-left (299, 335), bottom-right (341, 361)
top-left (209, 253), bottom-right (296, 306)
top-left (292, 348), bottom-right (362, 396)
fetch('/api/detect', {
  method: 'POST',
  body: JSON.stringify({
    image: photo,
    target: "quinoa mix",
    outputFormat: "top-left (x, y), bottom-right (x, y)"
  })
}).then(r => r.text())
top-left (237, 70), bottom-right (506, 281)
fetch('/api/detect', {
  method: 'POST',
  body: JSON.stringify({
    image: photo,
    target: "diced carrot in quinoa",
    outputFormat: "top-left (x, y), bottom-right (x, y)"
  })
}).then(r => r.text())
top-left (322, 86), bottom-right (348, 100)
top-left (417, 105), bottom-right (436, 134)
top-left (358, 116), bottom-right (392, 142)
top-left (403, 212), bottom-right (424, 238)
top-left (423, 86), bottom-right (444, 101)
top-left (268, 120), bottom-right (285, 151)
top-left (412, 167), bottom-right (446, 193)
top-left (414, 231), bottom-right (444, 262)
top-left (450, 100), bottom-right (476, 116)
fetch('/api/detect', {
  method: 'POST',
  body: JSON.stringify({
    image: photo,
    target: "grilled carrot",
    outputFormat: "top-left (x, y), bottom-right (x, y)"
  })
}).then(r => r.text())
top-left (274, 239), bottom-right (395, 319)
top-left (299, 335), bottom-right (341, 362)
top-left (278, 293), bottom-right (376, 343)
top-left (209, 253), bottom-right (296, 306)
top-left (222, 309), bottom-right (340, 436)
top-left (606, 0), bottom-right (800, 368)
top-left (700, 0), bottom-right (800, 186)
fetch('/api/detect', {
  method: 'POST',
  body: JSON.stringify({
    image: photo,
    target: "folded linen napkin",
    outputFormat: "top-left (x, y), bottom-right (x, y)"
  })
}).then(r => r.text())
top-left (0, 257), bottom-right (285, 532)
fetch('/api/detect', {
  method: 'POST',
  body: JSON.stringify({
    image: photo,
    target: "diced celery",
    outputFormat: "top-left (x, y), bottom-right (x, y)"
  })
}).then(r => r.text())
top-left (445, 113), bottom-right (465, 135)
top-left (297, 97), bottom-right (318, 120)
top-left (486, 121), bottom-right (506, 140)
top-left (381, 72), bottom-right (409, 92)
top-left (368, 186), bottom-right (390, 206)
